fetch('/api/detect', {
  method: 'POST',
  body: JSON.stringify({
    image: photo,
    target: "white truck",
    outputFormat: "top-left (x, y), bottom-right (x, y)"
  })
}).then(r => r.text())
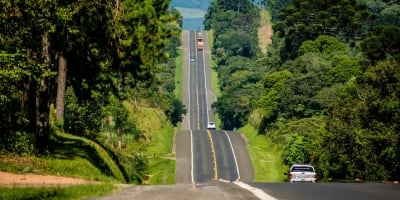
top-left (285, 164), bottom-right (317, 183)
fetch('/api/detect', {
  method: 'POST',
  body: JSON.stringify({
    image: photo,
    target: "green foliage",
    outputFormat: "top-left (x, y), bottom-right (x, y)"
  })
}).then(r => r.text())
top-left (256, 70), bottom-right (292, 131)
top-left (273, 0), bottom-right (373, 60)
top-left (317, 59), bottom-right (400, 181)
top-left (146, 157), bottom-right (175, 184)
top-left (298, 36), bottom-right (346, 57)
top-left (325, 57), bottom-right (362, 85)
top-left (0, 183), bottom-right (115, 200)
top-left (265, 0), bottom-right (292, 21)
top-left (375, 4), bottom-right (400, 26)
top-left (166, 97), bottom-right (187, 126)
top-left (281, 134), bottom-right (311, 166)
top-left (205, 0), bottom-right (264, 130)
top-left (0, 53), bottom-right (38, 155)
top-left (360, 25), bottom-right (400, 64)
top-left (239, 124), bottom-right (287, 182)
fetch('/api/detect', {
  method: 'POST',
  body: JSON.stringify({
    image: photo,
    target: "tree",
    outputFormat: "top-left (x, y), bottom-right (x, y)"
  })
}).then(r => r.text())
top-left (360, 25), bottom-right (400, 64)
top-left (282, 134), bottom-right (312, 166)
top-left (319, 59), bottom-right (400, 180)
top-left (274, 0), bottom-right (372, 60)
top-left (256, 70), bottom-right (292, 132)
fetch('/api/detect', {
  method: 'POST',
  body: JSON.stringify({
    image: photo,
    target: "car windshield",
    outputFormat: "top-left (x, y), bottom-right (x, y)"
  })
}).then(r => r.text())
top-left (291, 166), bottom-right (314, 172)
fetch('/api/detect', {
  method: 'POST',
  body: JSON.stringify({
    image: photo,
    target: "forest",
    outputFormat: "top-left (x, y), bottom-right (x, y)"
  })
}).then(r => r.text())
top-left (205, 0), bottom-right (399, 181)
top-left (0, 0), bottom-right (184, 183)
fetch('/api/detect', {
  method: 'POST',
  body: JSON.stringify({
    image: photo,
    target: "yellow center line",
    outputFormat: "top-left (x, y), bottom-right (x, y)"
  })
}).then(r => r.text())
top-left (207, 129), bottom-right (218, 180)
top-left (196, 86), bottom-right (200, 129)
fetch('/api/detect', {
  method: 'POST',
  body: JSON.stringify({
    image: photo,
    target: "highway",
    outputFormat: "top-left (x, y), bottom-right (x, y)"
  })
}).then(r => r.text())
top-left (180, 30), bottom-right (253, 185)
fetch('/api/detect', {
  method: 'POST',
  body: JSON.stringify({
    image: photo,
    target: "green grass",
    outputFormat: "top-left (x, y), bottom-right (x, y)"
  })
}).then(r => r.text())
top-left (124, 102), bottom-right (176, 185)
top-left (0, 183), bottom-right (116, 200)
top-left (146, 157), bottom-right (176, 185)
top-left (51, 133), bottom-right (126, 183)
top-left (239, 124), bottom-right (287, 182)
top-left (174, 48), bottom-right (184, 101)
top-left (144, 120), bottom-right (176, 185)
top-left (0, 133), bottom-right (124, 183)
top-left (0, 132), bottom-right (126, 200)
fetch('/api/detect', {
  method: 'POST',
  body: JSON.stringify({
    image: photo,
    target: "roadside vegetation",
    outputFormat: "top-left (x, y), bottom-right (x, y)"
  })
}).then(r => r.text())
top-left (0, 184), bottom-right (115, 200)
top-left (205, 0), bottom-right (400, 182)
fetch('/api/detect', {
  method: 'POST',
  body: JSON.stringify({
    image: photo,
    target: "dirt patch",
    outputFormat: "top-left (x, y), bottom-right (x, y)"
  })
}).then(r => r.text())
top-left (0, 171), bottom-right (96, 187)
top-left (258, 10), bottom-right (273, 54)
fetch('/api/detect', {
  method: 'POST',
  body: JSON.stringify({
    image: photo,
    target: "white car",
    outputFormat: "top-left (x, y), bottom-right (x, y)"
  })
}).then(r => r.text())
top-left (207, 122), bottom-right (216, 129)
top-left (285, 164), bottom-right (317, 183)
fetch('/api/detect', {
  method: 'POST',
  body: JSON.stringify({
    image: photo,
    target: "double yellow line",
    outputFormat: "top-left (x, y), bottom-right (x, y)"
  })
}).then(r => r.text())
top-left (206, 129), bottom-right (218, 180)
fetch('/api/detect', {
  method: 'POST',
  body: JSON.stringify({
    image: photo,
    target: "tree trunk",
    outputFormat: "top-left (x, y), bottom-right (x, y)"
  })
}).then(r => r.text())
top-left (35, 32), bottom-right (52, 154)
top-left (55, 54), bottom-right (67, 121)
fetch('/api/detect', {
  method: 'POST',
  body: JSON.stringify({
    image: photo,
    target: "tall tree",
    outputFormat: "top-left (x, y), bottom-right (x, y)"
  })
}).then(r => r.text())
top-left (274, 0), bottom-right (372, 60)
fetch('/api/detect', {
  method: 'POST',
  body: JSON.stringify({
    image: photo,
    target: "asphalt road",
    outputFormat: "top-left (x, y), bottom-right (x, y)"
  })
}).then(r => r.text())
top-left (182, 30), bottom-right (254, 185)
top-left (250, 182), bottom-right (400, 200)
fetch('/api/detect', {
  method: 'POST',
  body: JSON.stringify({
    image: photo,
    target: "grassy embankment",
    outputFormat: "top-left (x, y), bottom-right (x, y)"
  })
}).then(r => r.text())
top-left (127, 101), bottom-right (176, 185)
top-left (0, 184), bottom-right (115, 200)
top-left (0, 131), bottom-right (122, 199)
top-left (238, 124), bottom-right (287, 182)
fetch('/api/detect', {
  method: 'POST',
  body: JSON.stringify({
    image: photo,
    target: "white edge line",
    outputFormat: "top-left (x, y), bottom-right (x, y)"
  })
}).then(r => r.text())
top-left (223, 130), bottom-right (277, 200)
top-left (187, 31), bottom-right (192, 130)
top-left (190, 130), bottom-right (195, 185)
top-left (233, 181), bottom-right (277, 200)
top-left (223, 131), bottom-right (241, 181)
top-left (200, 30), bottom-right (210, 124)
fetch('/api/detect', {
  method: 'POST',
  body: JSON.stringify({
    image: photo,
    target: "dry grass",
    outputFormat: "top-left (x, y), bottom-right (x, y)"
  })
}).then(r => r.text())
top-left (258, 10), bottom-right (273, 54)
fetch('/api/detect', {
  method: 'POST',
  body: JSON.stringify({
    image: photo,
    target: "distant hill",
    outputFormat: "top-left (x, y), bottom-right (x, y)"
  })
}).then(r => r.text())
top-left (170, 0), bottom-right (211, 30)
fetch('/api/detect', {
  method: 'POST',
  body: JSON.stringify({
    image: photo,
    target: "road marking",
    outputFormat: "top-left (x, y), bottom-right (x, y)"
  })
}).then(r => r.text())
top-left (200, 39), bottom-right (211, 123)
top-left (187, 31), bottom-right (192, 130)
top-left (190, 130), bottom-right (195, 185)
top-left (207, 129), bottom-right (218, 180)
top-left (233, 181), bottom-right (277, 200)
top-left (196, 86), bottom-right (200, 129)
top-left (223, 131), bottom-right (240, 181)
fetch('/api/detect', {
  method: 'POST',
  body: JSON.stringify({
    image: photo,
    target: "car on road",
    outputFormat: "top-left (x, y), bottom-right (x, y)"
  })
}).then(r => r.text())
top-left (207, 122), bottom-right (216, 129)
top-left (190, 58), bottom-right (195, 62)
top-left (285, 164), bottom-right (317, 183)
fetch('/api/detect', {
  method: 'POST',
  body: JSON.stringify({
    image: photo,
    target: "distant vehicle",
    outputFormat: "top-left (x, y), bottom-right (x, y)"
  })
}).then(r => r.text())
top-left (196, 31), bottom-right (204, 50)
top-left (285, 164), bottom-right (317, 183)
top-left (207, 122), bottom-right (216, 129)
top-left (190, 58), bottom-right (195, 62)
